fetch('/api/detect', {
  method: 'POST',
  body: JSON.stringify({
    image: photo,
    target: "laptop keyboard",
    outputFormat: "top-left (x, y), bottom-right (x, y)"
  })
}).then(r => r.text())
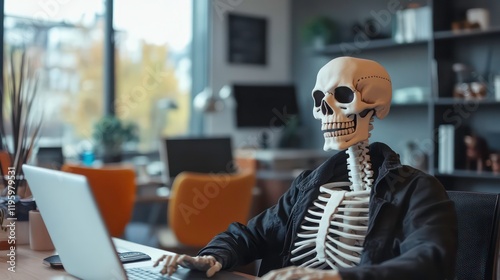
top-left (126, 268), bottom-right (175, 280)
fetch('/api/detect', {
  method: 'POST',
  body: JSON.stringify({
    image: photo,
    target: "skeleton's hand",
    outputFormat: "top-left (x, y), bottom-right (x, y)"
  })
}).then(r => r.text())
top-left (153, 254), bottom-right (222, 278)
top-left (261, 266), bottom-right (342, 280)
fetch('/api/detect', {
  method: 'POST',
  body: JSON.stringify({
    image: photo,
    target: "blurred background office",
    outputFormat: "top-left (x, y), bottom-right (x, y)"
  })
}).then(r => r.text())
top-left (2, 0), bottom-right (500, 252)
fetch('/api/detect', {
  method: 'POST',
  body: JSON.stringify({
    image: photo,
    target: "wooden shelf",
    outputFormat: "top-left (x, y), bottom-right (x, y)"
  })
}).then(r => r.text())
top-left (435, 169), bottom-right (500, 180)
top-left (434, 27), bottom-right (500, 41)
top-left (314, 38), bottom-right (427, 55)
top-left (434, 98), bottom-right (500, 106)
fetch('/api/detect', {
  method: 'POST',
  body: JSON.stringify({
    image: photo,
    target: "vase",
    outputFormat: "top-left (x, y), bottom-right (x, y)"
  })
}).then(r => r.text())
top-left (16, 221), bottom-right (30, 245)
top-left (97, 144), bottom-right (123, 163)
top-left (29, 210), bottom-right (54, 251)
top-left (0, 186), bottom-right (36, 245)
top-left (102, 152), bottom-right (123, 163)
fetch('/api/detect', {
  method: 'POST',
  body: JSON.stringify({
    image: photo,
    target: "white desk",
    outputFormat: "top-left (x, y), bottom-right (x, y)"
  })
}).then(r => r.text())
top-left (0, 238), bottom-right (256, 279)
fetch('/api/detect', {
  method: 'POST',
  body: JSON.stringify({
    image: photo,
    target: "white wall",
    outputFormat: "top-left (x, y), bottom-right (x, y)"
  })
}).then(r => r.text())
top-left (205, 0), bottom-right (292, 148)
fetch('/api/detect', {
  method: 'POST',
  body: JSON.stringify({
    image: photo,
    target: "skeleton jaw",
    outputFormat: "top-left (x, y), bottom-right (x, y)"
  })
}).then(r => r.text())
top-left (322, 116), bottom-right (356, 139)
top-left (322, 113), bottom-right (372, 151)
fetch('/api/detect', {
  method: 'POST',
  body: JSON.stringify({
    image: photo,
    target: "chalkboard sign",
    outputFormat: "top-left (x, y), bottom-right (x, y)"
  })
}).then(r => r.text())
top-left (227, 13), bottom-right (267, 65)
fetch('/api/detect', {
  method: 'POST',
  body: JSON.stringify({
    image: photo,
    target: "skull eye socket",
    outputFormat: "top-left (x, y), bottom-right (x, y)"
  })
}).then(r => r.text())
top-left (313, 90), bottom-right (325, 107)
top-left (334, 86), bottom-right (354, 103)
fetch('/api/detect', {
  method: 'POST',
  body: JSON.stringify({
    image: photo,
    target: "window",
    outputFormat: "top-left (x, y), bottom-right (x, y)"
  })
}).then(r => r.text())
top-left (4, 0), bottom-right (194, 155)
top-left (114, 0), bottom-right (192, 151)
top-left (4, 0), bottom-right (105, 157)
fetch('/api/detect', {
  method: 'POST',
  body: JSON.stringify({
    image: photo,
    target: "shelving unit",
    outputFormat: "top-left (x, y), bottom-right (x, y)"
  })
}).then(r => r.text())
top-left (434, 26), bottom-right (500, 40)
top-left (306, 0), bottom-right (500, 192)
top-left (430, 0), bottom-right (500, 191)
top-left (315, 39), bottom-right (427, 55)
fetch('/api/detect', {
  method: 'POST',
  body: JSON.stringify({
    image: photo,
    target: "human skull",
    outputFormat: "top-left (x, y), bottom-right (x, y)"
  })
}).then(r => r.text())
top-left (312, 57), bottom-right (392, 151)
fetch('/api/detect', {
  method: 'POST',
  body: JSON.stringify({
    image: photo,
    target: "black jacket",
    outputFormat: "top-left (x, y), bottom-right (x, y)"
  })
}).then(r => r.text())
top-left (199, 142), bottom-right (457, 280)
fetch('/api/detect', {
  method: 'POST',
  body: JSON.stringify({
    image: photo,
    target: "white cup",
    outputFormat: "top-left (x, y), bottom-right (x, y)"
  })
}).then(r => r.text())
top-left (466, 8), bottom-right (490, 30)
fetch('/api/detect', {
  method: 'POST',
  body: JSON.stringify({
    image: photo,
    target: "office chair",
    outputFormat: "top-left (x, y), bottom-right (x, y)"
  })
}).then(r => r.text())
top-left (158, 171), bottom-right (256, 253)
top-left (447, 191), bottom-right (500, 280)
top-left (61, 164), bottom-right (136, 237)
top-left (0, 150), bottom-right (11, 176)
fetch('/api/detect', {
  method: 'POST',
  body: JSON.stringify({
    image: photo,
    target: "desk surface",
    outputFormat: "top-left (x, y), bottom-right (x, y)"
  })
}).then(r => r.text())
top-left (0, 238), bottom-right (256, 280)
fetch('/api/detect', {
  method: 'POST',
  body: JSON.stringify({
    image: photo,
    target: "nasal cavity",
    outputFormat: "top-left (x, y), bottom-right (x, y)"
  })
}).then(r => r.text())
top-left (313, 90), bottom-right (325, 107)
top-left (321, 100), bottom-right (334, 115)
top-left (334, 86), bottom-right (354, 103)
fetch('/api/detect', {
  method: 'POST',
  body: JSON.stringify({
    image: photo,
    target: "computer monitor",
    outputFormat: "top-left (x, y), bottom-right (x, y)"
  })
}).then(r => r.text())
top-left (233, 84), bottom-right (300, 128)
top-left (36, 146), bottom-right (64, 169)
top-left (160, 137), bottom-right (235, 183)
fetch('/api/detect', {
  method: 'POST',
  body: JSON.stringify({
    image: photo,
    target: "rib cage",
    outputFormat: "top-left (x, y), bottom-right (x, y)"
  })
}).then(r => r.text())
top-left (291, 141), bottom-right (372, 270)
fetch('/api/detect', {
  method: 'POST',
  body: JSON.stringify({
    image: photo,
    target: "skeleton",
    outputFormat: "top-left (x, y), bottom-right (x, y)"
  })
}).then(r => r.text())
top-left (291, 57), bottom-right (392, 270)
top-left (154, 57), bottom-right (392, 279)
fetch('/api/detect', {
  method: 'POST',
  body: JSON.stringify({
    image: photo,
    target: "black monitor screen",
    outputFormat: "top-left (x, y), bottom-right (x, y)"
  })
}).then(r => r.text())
top-left (162, 137), bottom-right (234, 180)
top-left (233, 84), bottom-right (299, 128)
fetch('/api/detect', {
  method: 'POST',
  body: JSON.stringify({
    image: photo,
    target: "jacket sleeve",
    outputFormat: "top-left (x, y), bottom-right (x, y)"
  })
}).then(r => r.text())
top-left (339, 172), bottom-right (458, 280)
top-left (197, 170), bottom-right (311, 270)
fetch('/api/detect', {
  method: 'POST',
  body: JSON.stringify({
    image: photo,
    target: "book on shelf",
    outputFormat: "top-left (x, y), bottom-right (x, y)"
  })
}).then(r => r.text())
top-left (394, 6), bottom-right (431, 43)
top-left (438, 125), bottom-right (455, 173)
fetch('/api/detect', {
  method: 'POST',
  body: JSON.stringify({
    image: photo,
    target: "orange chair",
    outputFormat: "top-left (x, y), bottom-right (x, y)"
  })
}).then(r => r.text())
top-left (0, 150), bottom-right (11, 176)
top-left (61, 164), bottom-right (136, 237)
top-left (159, 171), bottom-right (255, 250)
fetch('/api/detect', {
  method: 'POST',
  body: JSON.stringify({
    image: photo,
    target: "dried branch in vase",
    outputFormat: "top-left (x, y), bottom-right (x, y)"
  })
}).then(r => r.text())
top-left (0, 49), bottom-right (43, 198)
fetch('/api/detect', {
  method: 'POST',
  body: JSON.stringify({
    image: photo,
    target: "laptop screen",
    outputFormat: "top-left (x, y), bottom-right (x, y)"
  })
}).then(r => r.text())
top-left (161, 137), bottom-right (235, 181)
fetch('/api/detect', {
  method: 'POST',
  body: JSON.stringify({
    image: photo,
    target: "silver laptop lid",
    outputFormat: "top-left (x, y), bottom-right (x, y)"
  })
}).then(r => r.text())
top-left (23, 164), bottom-right (127, 280)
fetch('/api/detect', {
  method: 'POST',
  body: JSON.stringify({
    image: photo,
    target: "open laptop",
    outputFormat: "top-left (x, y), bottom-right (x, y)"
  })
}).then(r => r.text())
top-left (23, 164), bottom-right (250, 280)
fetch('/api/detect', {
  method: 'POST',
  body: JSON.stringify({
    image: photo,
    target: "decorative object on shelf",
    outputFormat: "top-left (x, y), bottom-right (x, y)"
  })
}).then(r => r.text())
top-left (392, 86), bottom-right (429, 104)
top-left (464, 135), bottom-right (489, 172)
top-left (451, 8), bottom-right (489, 33)
top-left (451, 20), bottom-right (481, 32)
top-left (486, 153), bottom-right (500, 174)
top-left (301, 16), bottom-right (338, 49)
top-left (92, 115), bottom-right (139, 163)
top-left (466, 8), bottom-right (490, 31)
top-left (452, 63), bottom-right (487, 100)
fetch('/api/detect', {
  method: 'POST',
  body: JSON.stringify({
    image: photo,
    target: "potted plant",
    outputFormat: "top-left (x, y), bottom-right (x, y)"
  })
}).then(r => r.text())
top-left (301, 16), bottom-right (339, 49)
top-left (0, 49), bottom-right (42, 245)
top-left (92, 115), bottom-right (138, 163)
